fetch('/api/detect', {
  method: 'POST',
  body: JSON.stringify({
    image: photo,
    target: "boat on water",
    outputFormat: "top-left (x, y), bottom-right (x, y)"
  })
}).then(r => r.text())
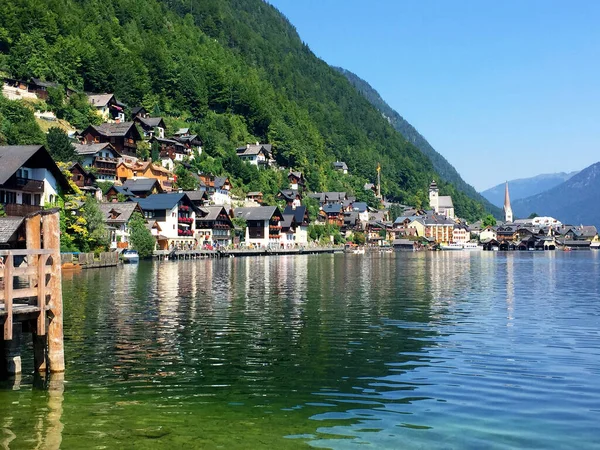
top-left (463, 242), bottom-right (482, 251)
top-left (121, 249), bottom-right (140, 263)
top-left (344, 243), bottom-right (365, 254)
top-left (440, 243), bottom-right (464, 251)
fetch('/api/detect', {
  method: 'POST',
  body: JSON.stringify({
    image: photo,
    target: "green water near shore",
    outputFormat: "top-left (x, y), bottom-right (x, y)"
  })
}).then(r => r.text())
top-left (1, 252), bottom-right (600, 449)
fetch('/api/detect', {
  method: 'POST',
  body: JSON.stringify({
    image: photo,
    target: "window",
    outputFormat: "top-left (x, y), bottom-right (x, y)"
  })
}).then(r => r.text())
top-left (33, 194), bottom-right (41, 206)
top-left (22, 193), bottom-right (32, 205)
top-left (17, 168), bottom-right (30, 179)
top-left (0, 190), bottom-right (17, 204)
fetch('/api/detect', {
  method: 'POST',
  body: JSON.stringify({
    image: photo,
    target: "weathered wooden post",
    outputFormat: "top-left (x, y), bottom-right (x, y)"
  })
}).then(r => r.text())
top-left (26, 213), bottom-right (47, 372)
top-left (43, 211), bottom-right (64, 373)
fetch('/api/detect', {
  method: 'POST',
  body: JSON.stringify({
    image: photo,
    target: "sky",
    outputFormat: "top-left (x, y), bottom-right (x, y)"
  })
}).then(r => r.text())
top-left (267, 0), bottom-right (600, 191)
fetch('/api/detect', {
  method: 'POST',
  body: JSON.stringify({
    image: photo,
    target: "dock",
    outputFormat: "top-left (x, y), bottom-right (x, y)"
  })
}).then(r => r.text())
top-left (154, 246), bottom-right (342, 260)
top-left (0, 211), bottom-right (64, 375)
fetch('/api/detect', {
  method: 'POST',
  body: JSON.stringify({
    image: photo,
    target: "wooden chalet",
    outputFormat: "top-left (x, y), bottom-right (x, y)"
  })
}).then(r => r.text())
top-left (81, 122), bottom-right (141, 157)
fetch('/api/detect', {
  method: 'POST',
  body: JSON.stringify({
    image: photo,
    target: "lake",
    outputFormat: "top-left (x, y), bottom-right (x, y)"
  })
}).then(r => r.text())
top-left (1, 251), bottom-right (600, 449)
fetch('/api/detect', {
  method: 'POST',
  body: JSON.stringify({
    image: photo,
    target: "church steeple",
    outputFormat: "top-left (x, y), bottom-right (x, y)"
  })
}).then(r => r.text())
top-left (504, 181), bottom-right (513, 223)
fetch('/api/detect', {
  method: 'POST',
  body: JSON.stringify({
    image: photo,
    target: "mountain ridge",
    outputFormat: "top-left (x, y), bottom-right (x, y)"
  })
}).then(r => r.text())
top-left (482, 171), bottom-right (579, 207)
top-left (334, 66), bottom-right (501, 218)
top-left (512, 162), bottom-right (600, 227)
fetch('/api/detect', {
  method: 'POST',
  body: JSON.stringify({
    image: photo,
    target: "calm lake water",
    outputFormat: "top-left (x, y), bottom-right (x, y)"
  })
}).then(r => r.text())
top-left (1, 251), bottom-right (600, 449)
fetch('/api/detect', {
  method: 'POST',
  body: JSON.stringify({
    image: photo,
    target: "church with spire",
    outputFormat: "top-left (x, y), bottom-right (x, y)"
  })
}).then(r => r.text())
top-left (504, 181), bottom-right (513, 223)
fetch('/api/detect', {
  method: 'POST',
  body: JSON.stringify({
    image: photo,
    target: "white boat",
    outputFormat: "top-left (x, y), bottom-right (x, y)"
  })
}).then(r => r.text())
top-left (121, 249), bottom-right (139, 263)
top-left (440, 243), bottom-right (464, 251)
top-left (463, 242), bottom-right (482, 251)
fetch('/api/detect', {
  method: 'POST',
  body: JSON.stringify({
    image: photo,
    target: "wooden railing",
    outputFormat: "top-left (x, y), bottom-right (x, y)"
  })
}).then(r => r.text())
top-left (0, 249), bottom-right (56, 341)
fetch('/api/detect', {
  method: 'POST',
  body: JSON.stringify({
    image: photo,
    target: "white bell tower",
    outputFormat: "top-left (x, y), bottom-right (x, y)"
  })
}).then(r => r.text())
top-left (429, 180), bottom-right (439, 213)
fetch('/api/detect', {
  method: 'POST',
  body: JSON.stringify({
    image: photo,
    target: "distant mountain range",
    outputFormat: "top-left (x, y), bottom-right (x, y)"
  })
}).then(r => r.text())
top-left (482, 172), bottom-right (578, 207)
top-left (511, 162), bottom-right (600, 227)
top-left (334, 67), bottom-right (501, 217)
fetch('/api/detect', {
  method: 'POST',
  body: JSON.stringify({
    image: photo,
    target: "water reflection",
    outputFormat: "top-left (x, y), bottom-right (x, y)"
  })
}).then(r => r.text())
top-left (2, 252), bottom-right (599, 449)
top-left (0, 373), bottom-right (64, 450)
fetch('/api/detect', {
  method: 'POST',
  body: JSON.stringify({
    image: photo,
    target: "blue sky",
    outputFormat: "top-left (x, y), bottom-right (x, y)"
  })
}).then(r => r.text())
top-left (268, 1), bottom-right (600, 191)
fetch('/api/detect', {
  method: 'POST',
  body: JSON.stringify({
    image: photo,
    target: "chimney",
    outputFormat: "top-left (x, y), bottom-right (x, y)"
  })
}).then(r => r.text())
top-left (256, 142), bottom-right (259, 146)
top-left (246, 143), bottom-right (250, 149)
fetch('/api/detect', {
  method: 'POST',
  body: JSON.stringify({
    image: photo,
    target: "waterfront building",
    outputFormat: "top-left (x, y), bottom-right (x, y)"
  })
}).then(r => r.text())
top-left (428, 180), bottom-right (455, 218)
top-left (504, 181), bottom-right (513, 223)
top-left (320, 203), bottom-right (344, 227)
top-left (97, 202), bottom-right (143, 250)
top-left (195, 206), bottom-right (233, 248)
top-left (423, 213), bottom-right (455, 244)
top-left (479, 226), bottom-right (497, 241)
top-left (0, 145), bottom-right (72, 216)
top-left (452, 223), bottom-right (470, 244)
top-left (136, 193), bottom-right (199, 250)
top-left (233, 206), bottom-right (284, 248)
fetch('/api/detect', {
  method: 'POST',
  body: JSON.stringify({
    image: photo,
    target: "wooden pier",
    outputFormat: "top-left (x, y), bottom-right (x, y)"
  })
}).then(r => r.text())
top-left (154, 246), bottom-right (342, 260)
top-left (0, 211), bottom-right (64, 375)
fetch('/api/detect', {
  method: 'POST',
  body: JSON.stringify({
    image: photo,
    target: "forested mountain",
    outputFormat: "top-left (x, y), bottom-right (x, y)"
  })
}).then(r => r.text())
top-left (512, 162), bottom-right (600, 227)
top-left (482, 171), bottom-right (578, 207)
top-left (335, 67), bottom-right (501, 217)
top-left (0, 0), bottom-right (487, 220)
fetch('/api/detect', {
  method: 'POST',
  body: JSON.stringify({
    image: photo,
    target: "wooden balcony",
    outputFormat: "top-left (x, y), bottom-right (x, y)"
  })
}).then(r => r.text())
top-left (1, 203), bottom-right (44, 216)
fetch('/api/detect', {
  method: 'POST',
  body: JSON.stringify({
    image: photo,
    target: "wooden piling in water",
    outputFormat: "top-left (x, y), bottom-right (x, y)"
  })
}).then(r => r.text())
top-left (0, 210), bottom-right (64, 376)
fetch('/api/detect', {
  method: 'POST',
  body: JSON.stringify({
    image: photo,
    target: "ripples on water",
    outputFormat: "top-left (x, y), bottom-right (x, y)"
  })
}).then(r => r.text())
top-left (1, 252), bottom-right (600, 449)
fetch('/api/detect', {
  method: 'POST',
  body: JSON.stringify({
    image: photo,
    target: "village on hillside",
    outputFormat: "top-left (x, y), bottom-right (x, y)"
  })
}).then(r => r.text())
top-left (1, 81), bottom-right (598, 255)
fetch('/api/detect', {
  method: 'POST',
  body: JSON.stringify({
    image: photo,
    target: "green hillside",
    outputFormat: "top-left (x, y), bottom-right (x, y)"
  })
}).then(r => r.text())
top-left (0, 0), bottom-right (488, 220)
top-left (335, 67), bottom-right (501, 218)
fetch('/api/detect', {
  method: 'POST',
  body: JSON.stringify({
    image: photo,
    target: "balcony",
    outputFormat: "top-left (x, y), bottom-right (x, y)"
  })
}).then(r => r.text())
top-left (178, 229), bottom-right (194, 237)
top-left (178, 216), bottom-right (194, 224)
top-left (1, 177), bottom-right (44, 192)
top-left (2, 203), bottom-right (44, 216)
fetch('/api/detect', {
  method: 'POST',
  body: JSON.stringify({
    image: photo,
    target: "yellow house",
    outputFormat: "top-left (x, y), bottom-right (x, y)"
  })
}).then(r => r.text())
top-left (408, 218), bottom-right (426, 237)
top-left (116, 161), bottom-right (174, 191)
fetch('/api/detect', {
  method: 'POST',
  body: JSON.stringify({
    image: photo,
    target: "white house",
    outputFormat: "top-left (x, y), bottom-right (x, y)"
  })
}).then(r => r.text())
top-left (0, 145), bottom-right (72, 216)
top-left (452, 223), bottom-right (470, 244)
top-left (97, 202), bottom-right (143, 249)
top-left (479, 226), bottom-right (497, 242)
top-left (233, 206), bottom-right (284, 248)
top-left (283, 205), bottom-right (310, 245)
top-left (236, 143), bottom-right (274, 167)
top-left (136, 193), bottom-right (198, 250)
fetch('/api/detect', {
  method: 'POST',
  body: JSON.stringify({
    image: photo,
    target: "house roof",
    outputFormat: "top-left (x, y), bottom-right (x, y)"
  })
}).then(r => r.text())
top-left (393, 239), bottom-right (413, 246)
top-left (87, 93), bottom-right (115, 107)
top-left (86, 122), bottom-right (141, 140)
top-left (197, 206), bottom-right (229, 222)
top-left (98, 202), bottom-right (140, 224)
top-left (73, 142), bottom-right (120, 157)
top-left (233, 206), bottom-right (281, 221)
top-left (333, 161), bottom-right (348, 171)
top-left (364, 183), bottom-right (375, 191)
top-left (131, 106), bottom-right (146, 116)
top-left (136, 193), bottom-right (193, 212)
top-left (138, 117), bottom-right (165, 129)
top-left (184, 190), bottom-right (209, 202)
top-left (107, 185), bottom-right (135, 198)
top-left (352, 202), bottom-right (368, 213)
top-left (0, 145), bottom-right (71, 191)
top-left (438, 196), bottom-right (454, 208)
top-left (236, 143), bottom-right (272, 157)
top-left (247, 191), bottom-right (263, 197)
top-left (30, 78), bottom-right (59, 89)
top-left (0, 216), bottom-right (24, 244)
top-left (283, 205), bottom-right (308, 224)
top-left (69, 162), bottom-right (96, 181)
top-left (278, 189), bottom-right (299, 201)
top-left (214, 177), bottom-right (229, 189)
top-left (322, 203), bottom-right (342, 214)
top-left (122, 178), bottom-right (163, 193)
top-left (289, 171), bottom-right (303, 180)
top-left (174, 128), bottom-right (189, 136)
top-left (422, 214), bottom-right (455, 226)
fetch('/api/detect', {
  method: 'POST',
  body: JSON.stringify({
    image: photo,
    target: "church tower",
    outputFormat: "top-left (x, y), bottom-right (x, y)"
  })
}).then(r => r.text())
top-left (429, 180), bottom-right (439, 213)
top-left (504, 181), bottom-right (513, 223)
